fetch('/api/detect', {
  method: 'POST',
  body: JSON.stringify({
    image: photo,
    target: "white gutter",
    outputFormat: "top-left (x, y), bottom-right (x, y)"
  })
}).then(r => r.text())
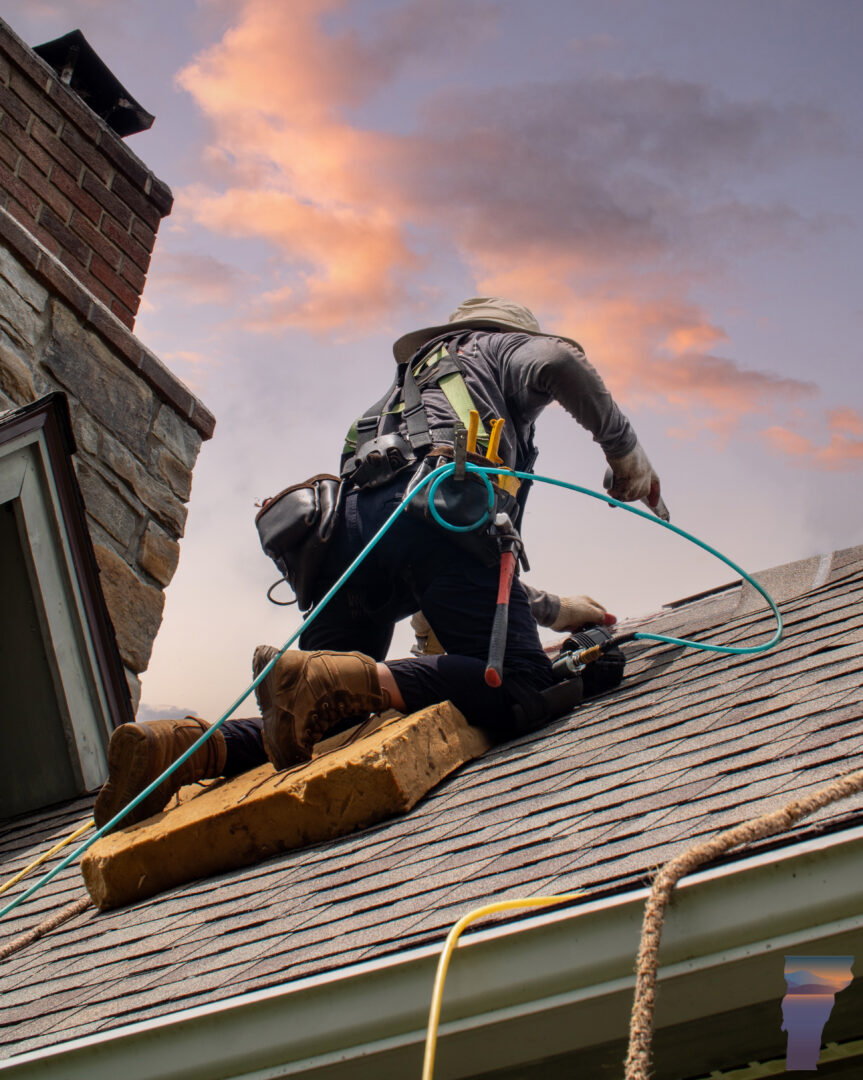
top-left (3, 823), bottom-right (863, 1080)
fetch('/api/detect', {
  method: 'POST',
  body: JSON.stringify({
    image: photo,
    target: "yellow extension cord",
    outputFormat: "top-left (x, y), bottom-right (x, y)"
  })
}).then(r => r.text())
top-left (422, 893), bottom-right (583, 1080)
top-left (0, 819), bottom-right (94, 898)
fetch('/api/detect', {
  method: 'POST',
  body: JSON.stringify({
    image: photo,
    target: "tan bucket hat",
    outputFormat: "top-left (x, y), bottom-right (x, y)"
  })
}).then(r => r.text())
top-left (392, 297), bottom-right (581, 364)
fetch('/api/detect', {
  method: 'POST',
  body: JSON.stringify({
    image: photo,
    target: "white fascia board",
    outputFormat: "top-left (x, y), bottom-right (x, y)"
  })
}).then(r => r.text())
top-left (3, 822), bottom-right (863, 1080)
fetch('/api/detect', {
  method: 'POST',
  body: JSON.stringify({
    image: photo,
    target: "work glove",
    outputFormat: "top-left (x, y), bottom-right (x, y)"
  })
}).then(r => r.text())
top-left (604, 441), bottom-right (662, 510)
top-left (550, 595), bottom-right (617, 633)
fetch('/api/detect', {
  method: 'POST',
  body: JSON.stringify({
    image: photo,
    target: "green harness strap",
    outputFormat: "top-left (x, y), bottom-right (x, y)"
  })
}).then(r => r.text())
top-left (342, 342), bottom-right (489, 457)
top-left (420, 345), bottom-right (489, 444)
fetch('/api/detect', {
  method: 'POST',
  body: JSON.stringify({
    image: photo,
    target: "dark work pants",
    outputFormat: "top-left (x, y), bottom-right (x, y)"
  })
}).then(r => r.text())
top-left (222, 475), bottom-right (554, 775)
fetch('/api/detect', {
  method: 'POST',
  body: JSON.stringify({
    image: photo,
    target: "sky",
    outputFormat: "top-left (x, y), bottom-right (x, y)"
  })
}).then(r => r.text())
top-left (784, 956), bottom-right (854, 994)
top-left (5, 1), bottom-right (863, 721)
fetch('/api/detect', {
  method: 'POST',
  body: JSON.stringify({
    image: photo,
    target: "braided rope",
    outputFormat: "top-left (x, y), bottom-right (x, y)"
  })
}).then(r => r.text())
top-left (625, 768), bottom-right (863, 1079)
top-left (0, 895), bottom-right (92, 963)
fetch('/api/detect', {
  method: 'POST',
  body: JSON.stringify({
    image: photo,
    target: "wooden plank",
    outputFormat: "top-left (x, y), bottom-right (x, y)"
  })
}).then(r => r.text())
top-left (81, 703), bottom-right (491, 911)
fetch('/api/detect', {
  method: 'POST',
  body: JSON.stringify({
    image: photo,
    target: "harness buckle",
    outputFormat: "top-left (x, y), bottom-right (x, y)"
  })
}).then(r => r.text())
top-left (453, 423), bottom-right (467, 483)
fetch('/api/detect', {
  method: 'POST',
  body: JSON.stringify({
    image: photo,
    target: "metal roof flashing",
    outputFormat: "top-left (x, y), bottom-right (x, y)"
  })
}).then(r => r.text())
top-left (3, 820), bottom-right (863, 1080)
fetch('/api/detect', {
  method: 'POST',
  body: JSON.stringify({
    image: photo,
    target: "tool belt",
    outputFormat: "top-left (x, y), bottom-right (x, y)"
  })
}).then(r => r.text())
top-left (255, 473), bottom-right (342, 610)
top-left (403, 445), bottom-right (522, 566)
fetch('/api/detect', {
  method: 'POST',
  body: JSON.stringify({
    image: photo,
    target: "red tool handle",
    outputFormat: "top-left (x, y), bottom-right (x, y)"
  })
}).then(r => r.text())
top-left (485, 550), bottom-right (518, 687)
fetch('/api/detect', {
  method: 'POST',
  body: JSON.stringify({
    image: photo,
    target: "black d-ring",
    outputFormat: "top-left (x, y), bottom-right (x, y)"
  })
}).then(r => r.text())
top-left (266, 578), bottom-right (298, 606)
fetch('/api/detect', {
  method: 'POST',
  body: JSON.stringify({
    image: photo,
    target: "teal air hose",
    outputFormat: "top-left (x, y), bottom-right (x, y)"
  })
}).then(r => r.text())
top-left (439, 465), bottom-right (784, 656)
top-left (0, 462), bottom-right (782, 922)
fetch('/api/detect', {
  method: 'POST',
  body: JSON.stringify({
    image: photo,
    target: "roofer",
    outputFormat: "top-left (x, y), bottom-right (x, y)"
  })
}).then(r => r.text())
top-left (94, 298), bottom-right (663, 830)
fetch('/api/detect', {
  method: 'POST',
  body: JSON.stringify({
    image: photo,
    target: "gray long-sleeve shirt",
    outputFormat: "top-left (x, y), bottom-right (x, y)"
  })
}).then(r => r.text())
top-left (522, 583), bottom-right (561, 628)
top-left (415, 330), bottom-right (637, 469)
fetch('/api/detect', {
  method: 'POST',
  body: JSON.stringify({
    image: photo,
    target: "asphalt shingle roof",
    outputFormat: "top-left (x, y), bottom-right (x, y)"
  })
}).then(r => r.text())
top-left (1, 543), bottom-right (862, 1058)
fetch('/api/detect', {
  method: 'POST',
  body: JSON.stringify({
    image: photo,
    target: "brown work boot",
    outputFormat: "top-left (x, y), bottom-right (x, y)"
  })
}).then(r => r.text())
top-left (253, 646), bottom-right (389, 770)
top-left (94, 717), bottom-right (227, 831)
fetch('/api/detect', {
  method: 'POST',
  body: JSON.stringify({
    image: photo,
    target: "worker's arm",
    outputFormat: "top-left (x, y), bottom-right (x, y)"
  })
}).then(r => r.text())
top-left (411, 589), bottom-right (615, 655)
top-left (501, 335), bottom-right (635, 456)
top-left (523, 585), bottom-right (615, 632)
top-left (501, 336), bottom-right (663, 510)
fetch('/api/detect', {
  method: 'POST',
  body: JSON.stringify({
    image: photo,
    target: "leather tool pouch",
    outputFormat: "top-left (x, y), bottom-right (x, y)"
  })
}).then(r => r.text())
top-left (255, 474), bottom-right (342, 610)
top-left (403, 446), bottom-right (520, 566)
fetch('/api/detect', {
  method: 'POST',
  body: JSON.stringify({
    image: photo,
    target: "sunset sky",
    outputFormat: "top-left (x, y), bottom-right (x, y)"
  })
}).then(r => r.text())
top-left (5, 2), bottom-right (862, 721)
top-left (785, 956), bottom-right (855, 994)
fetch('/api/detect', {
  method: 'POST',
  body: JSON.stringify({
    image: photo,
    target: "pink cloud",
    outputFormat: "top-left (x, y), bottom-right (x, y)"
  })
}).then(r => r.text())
top-left (764, 426), bottom-right (815, 457)
top-left (829, 407), bottom-right (863, 436)
top-left (177, 186), bottom-right (418, 331)
top-left (765, 410), bottom-right (863, 471)
top-left (471, 273), bottom-right (815, 428)
top-left (653, 353), bottom-right (816, 415)
top-left (664, 323), bottom-right (729, 355)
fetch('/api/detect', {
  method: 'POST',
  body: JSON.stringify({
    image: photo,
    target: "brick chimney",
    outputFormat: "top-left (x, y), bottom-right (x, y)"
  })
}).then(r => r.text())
top-left (0, 17), bottom-right (215, 718)
top-left (0, 25), bottom-right (171, 329)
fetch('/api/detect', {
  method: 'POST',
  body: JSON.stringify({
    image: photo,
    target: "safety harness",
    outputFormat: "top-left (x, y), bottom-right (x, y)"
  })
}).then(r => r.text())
top-left (340, 332), bottom-right (534, 498)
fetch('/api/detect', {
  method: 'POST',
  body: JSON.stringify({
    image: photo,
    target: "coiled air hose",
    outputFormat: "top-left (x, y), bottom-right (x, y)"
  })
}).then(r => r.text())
top-left (0, 462), bottom-right (782, 922)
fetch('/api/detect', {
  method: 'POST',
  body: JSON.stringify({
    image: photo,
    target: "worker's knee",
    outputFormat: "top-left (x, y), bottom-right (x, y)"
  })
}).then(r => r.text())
top-left (377, 663), bottom-right (406, 711)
